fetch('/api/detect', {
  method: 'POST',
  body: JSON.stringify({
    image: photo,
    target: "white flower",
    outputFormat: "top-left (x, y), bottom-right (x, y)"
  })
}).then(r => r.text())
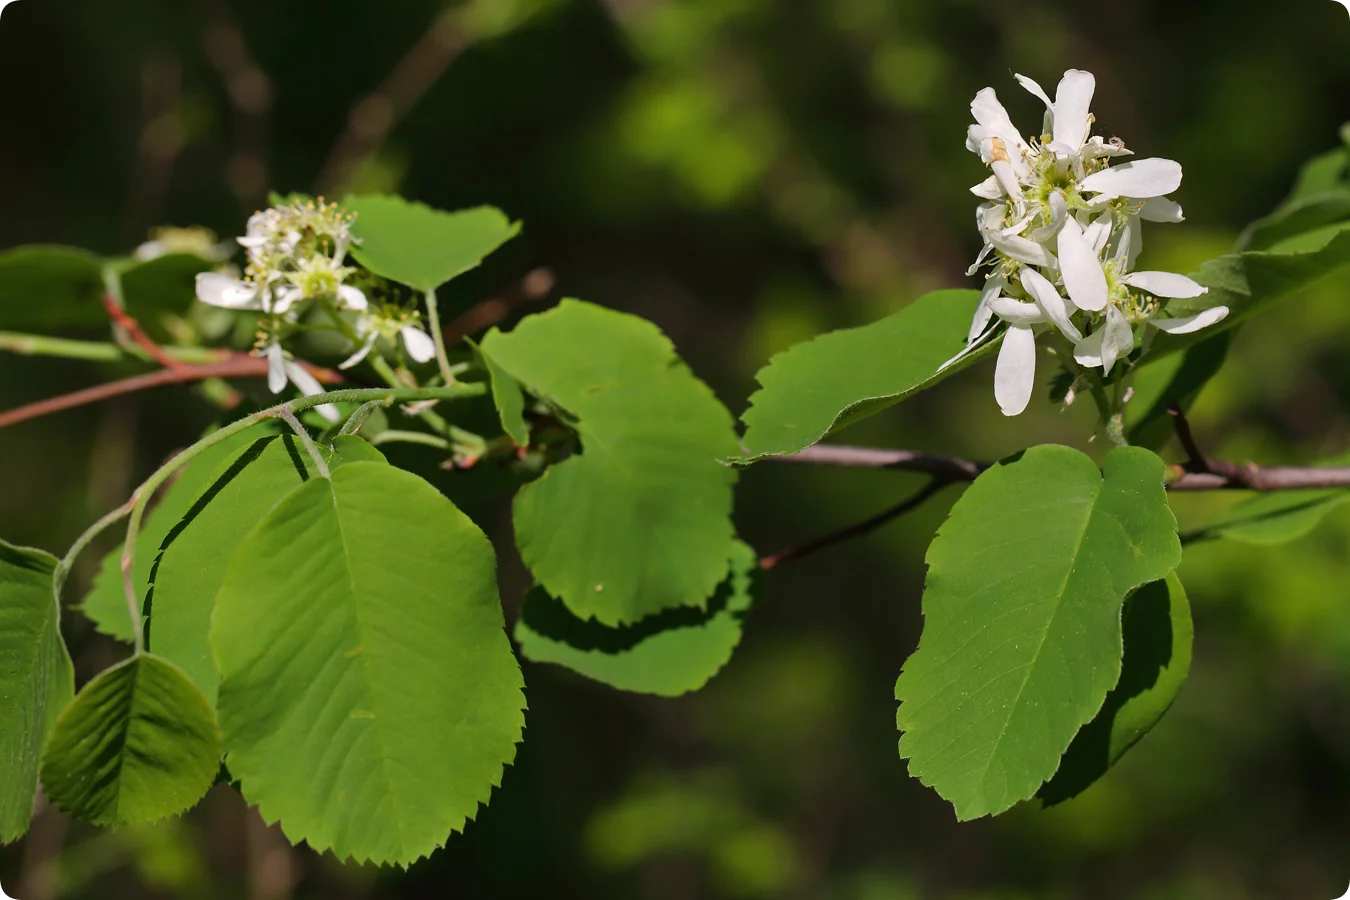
top-left (195, 272), bottom-right (301, 316)
top-left (264, 343), bottom-right (339, 423)
top-left (337, 315), bottom-right (438, 370)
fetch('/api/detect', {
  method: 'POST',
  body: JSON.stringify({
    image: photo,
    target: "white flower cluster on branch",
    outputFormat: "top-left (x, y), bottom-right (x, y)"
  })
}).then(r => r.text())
top-left (193, 198), bottom-right (437, 420)
top-left (950, 70), bottom-right (1229, 416)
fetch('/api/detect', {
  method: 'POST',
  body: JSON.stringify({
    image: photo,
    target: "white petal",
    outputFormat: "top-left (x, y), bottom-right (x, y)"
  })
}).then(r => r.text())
top-left (969, 275), bottom-right (1006, 342)
top-left (284, 361), bottom-right (340, 423)
top-left (966, 241), bottom-right (994, 277)
top-left (401, 326), bottom-right (438, 363)
top-left (1079, 158), bottom-right (1183, 200)
top-left (938, 328), bottom-right (995, 373)
top-left (1119, 215), bottom-right (1143, 271)
top-left (990, 158), bottom-right (1024, 203)
top-left (196, 272), bottom-right (259, 309)
top-left (270, 285), bottom-right (302, 315)
top-left (1150, 306), bottom-right (1230, 334)
top-left (1100, 305), bottom-right (1134, 375)
top-left (990, 295), bottom-right (1047, 327)
top-left (994, 326), bottom-right (1038, 417)
top-left (1052, 69), bottom-right (1096, 151)
top-left (970, 88), bottom-right (1029, 176)
top-left (1028, 191), bottom-right (1068, 243)
top-left (988, 231), bottom-right (1057, 268)
top-left (1073, 330), bottom-right (1105, 368)
top-left (1046, 140), bottom-right (1080, 159)
top-left (1084, 211), bottom-right (1113, 255)
top-left (1016, 73), bottom-right (1054, 111)
top-left (1082, 136), bottom-right (1134, 159)
top-left (336, 284), bottom-right (368, 311)
top-left (1123, 271), bottom-right (1208, 299)
top-left (1057, 218), bottom-right (1109, 311)
top-left (1139, 196), bottom-right (1185, 223)
top-left (970, 175), bottom-right (1003, 199)
top-left (236, 234), bottom-right (268, 249)
top-left (266, 343), bottom-right (287, 394)
top-left (1020, 267), bottom-right (1082, 342)
top-left (338, 335), bottom-right (377, 370)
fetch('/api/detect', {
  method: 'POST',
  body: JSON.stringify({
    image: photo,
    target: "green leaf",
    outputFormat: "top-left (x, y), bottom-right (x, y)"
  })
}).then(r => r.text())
top-left (41, 654), bottom-right (221, 828)
top-left (894, 445), bottom-right (1181, 820)
top-left (481, 299), bottom-right (739, 626)
top-left (0, 541), bottom-right (74, 842)
top-left (1152, 226), bottom-right (1350, 359)
top-left (0, 245), bottom-right (107, 330)
top-left (1237, 191), bottom-right (1350, 253)
top-left (211, 462), bottom-right (525, 866)
top-left (1186, 468), bottom-right (1350, 545)
top-left (739, 289), bottom-right (986, 461)
top-left (515, 541), bottom-right (760, 696)
top-left (474, 334), bottom-right (530, 446)
top-left (1039, 574), bottom-right (1193, 806)
top-left (1126, 332), bottom-right (1232, 450)
top-left (119, 253), bottom-right (216, 335)
top-left (146, 434), bottom-right (383, 704)
top-left (345, 195), bottom-right (520, 292)
top-left (81, 424), bottom-right (279, 642)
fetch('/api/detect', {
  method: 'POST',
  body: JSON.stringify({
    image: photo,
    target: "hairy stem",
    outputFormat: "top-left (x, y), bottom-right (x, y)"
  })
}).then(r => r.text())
top-left (423, 289), bottom-right (456, 386)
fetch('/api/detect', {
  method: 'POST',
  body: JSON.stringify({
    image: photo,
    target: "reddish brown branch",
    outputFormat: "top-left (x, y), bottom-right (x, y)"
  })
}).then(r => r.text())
top-left (760, 477), bottom-right (953, 570)
top-left (777, 443), bottom-right (1350, 492)
top-left (102, 294), bottom-right (185, 371)
top-left (0, 356), bottom-right (343, 432)
top-left (442, 268), bottom-right (556, 347)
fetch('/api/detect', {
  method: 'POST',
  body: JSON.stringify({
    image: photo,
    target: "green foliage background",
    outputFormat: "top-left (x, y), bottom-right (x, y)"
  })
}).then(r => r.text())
top-left (4, 0), bottom-right (1350, 896)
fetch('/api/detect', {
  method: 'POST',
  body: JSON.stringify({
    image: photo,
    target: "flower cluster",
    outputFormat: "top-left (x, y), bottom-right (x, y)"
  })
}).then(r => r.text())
top-left (951, 70), bottom-right (1229, 416)
top-left (194, 198), bottom-right (437, 419)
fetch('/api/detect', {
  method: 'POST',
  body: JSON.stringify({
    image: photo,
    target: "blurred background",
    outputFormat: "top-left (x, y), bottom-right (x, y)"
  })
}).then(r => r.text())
top-left (4, 0), bottom-right (1350, 897)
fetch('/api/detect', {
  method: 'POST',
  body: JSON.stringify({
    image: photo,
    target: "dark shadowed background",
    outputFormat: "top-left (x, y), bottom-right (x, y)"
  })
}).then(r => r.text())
top-left (4, 0), bottom-right (1350, 897)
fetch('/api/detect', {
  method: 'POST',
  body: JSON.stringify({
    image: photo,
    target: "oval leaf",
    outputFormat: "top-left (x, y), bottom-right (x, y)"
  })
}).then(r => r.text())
top-left (739, 289), bottom-right (985, 461)
top-left (0, 245), bottom-right (106, 330)
top-left (211, 462), bottom-right (526, 866)
top-left (1039, 573), bottom-right (1193, 805)
top-left (515, 542), bottom-right (759, 696)
top-left (345, 195), bottom-right (520, 292)
top-left (895, 445), bottom-right (1181, 820)
top-left (481, 300), bottom-right (739, 626)
top-left (41, 654), bottom-right (221, 828)
top-left (146, 434), bottom-right (384, 703)
top-left (0, 541), bottom-right (74, 842)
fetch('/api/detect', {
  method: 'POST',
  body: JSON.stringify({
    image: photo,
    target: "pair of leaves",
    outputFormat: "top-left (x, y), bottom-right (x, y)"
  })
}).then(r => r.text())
top-left (66, 434), bottom-right (526, 864)
top-left (0, 245), bottom-right (215, 333)
top-left (515, 542), bottom-right (761, 696)
top-left (895, 446), bottom-right (1182, 819)
top-left (481, 300), bottom-right (741, 626)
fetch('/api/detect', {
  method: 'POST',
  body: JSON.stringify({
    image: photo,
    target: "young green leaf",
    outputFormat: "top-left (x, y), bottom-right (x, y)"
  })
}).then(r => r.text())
top-left (1186, 478), bottom-right (1350, 545)
top-left (474, 335), bottom-right (531, 446)
top-left (0, 541), bottom-right (74, 843)
top-left (147, 434), bottom-right (384, 703)
top-left (41, 654), bottom-right (221, 828)
top-left (481, 300), bottom-right (739, 626)
top-left (515, 542), bottom-right (760, 696)
top-left (1151, 226), bottom-right (1350, 359)
top-left (0, 245), bottom-right (107, 330)
top-left (1039, 574), bottom-right (1193, 805)
top-left (211, 462), bottom-right (526, 866)
top-left (82, 423), bottom-right (279, 642)
top-left (345, 195), bottom-right (520, 292)
top-left (895, 445), bottom-right (1181, 820)
top-left (739, 289), bottom-right (985, 461)
top-left (1125, 332), bottom-right (1232, 450)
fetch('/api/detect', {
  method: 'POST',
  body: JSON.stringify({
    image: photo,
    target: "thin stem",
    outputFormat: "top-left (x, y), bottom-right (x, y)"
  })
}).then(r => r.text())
top-left (52, 492), bottom-right (141, 616)
top-left (371, 429), bottom-right (452, 450)
top-left (278, 408), bottom-right (330, 478)
top-left (101, 293), bottom-right (184, 371)
top-left (423, 289), bottom-right (456, 386)
top-left (338, 400), bottom-right (384, 437)
top-left (0, 355), bottom-right (344, 432)
top-left (760, 477), bottom-right (952, 570)
top-left (0, 331), bottom-right (224, 364)
top-left (369, 353), bottom-right (453, 435)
